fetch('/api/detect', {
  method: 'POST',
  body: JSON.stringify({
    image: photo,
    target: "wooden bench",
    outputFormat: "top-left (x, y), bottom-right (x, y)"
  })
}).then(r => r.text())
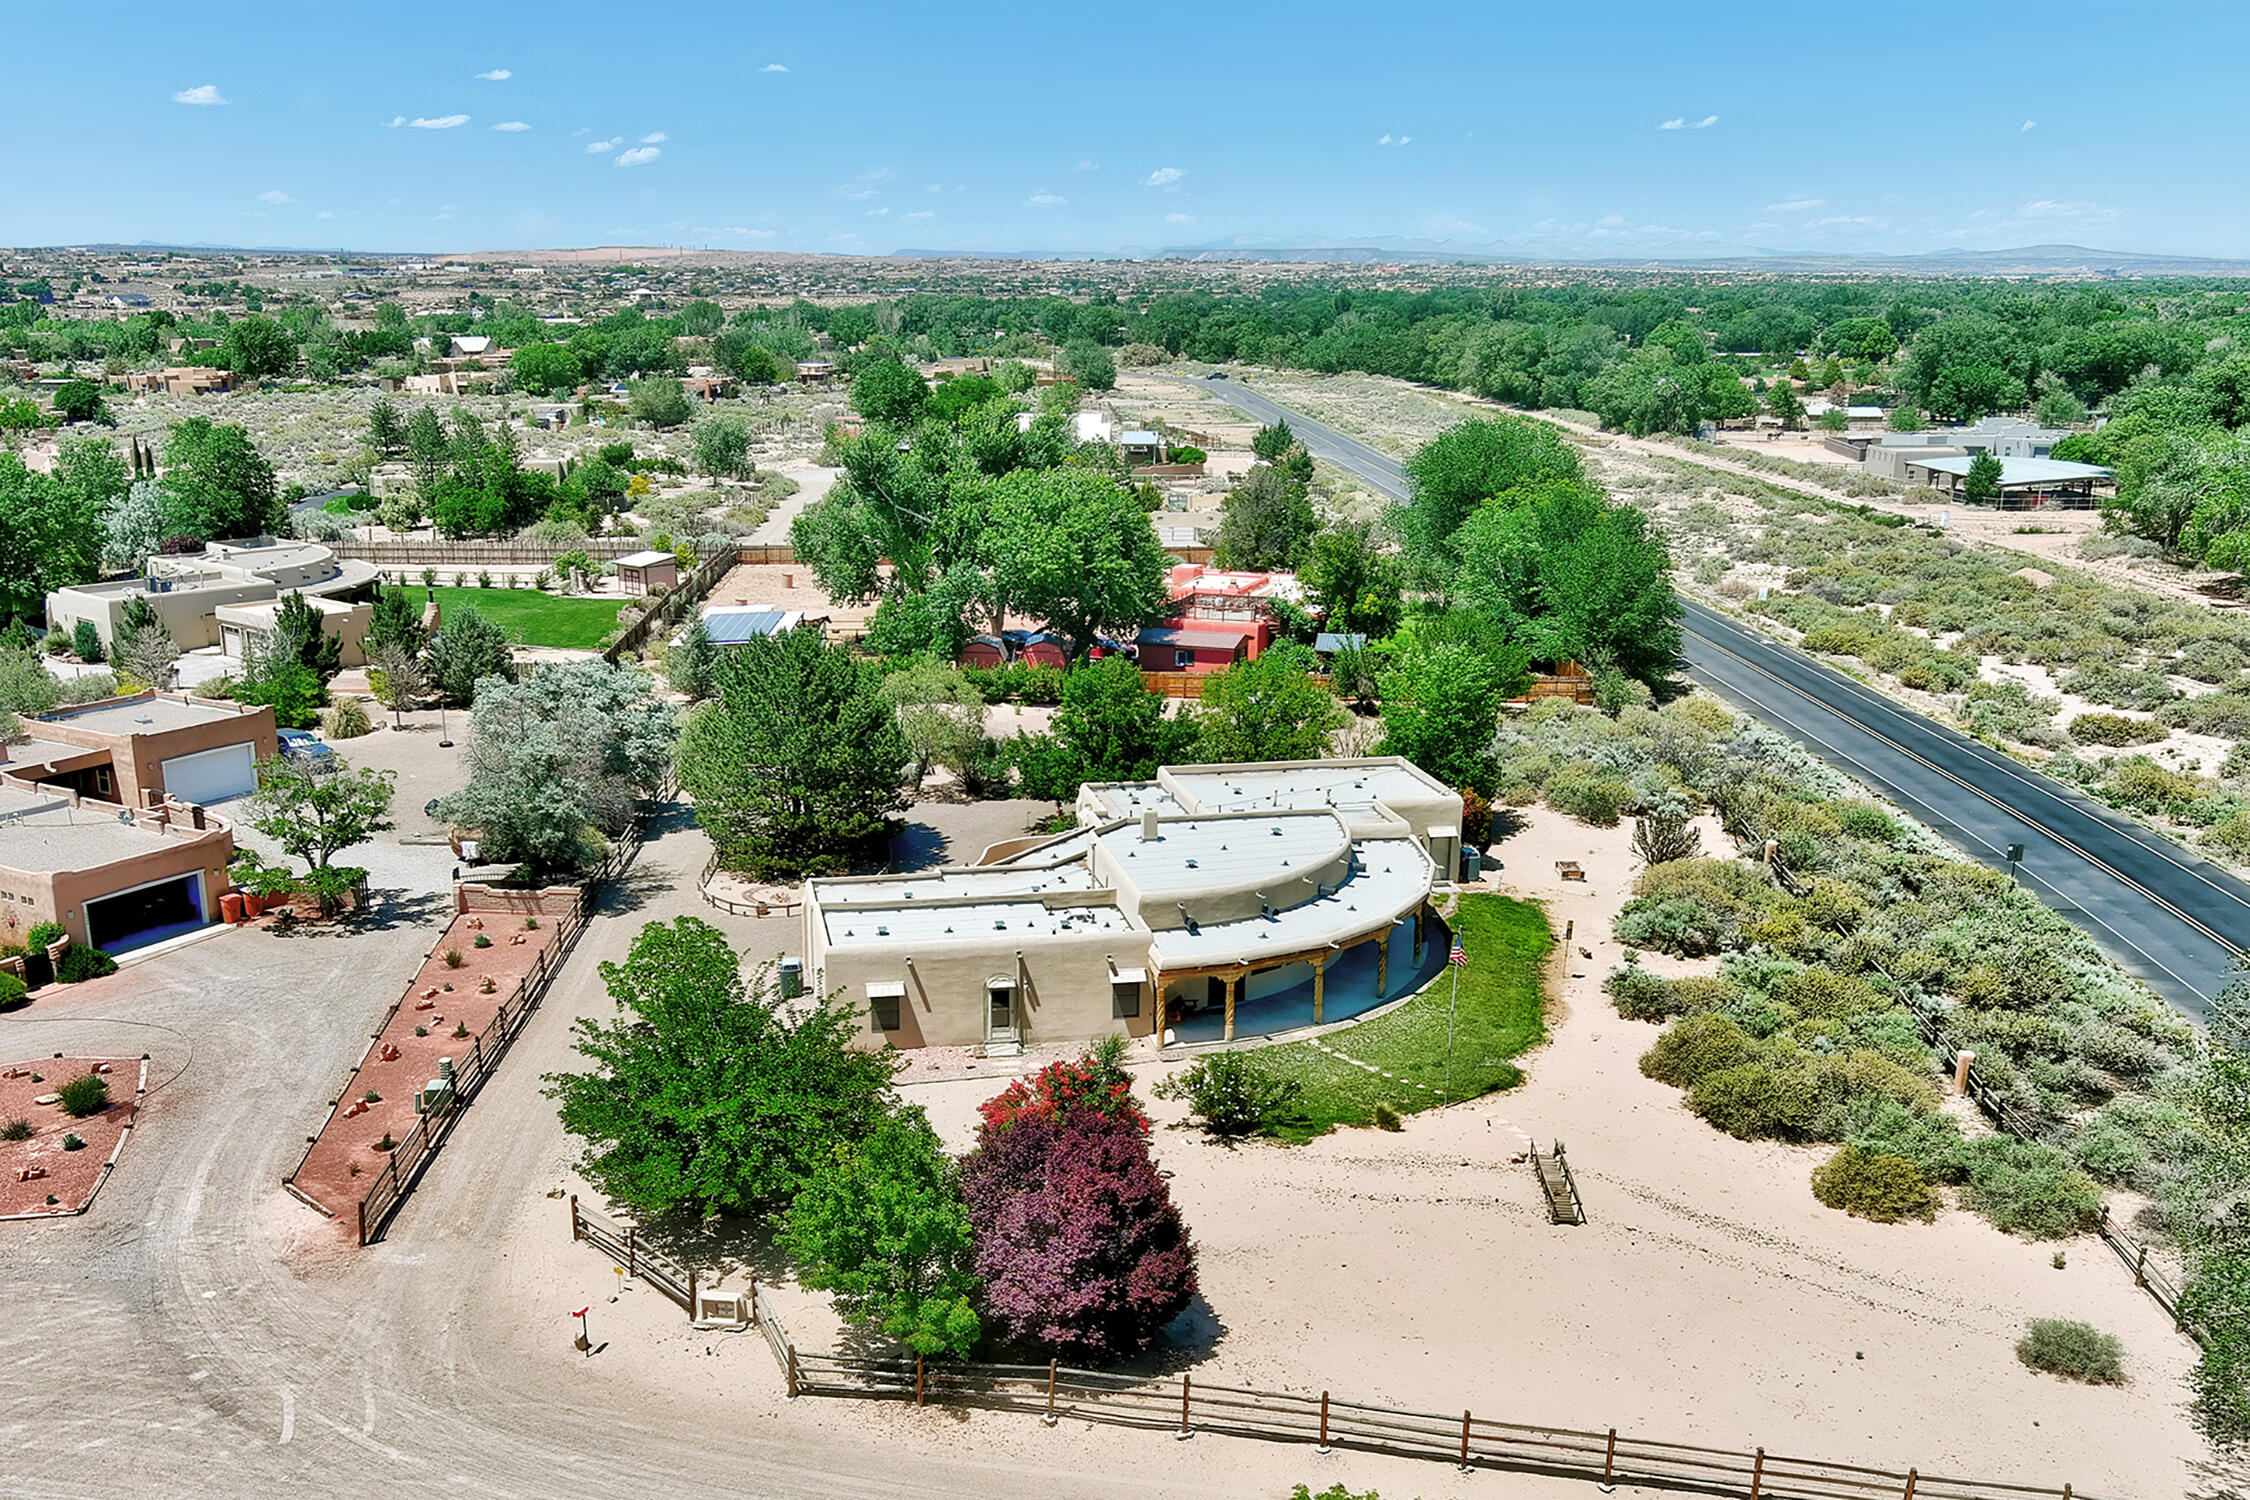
top-left (1556, 860), bottom-right (1586, 882)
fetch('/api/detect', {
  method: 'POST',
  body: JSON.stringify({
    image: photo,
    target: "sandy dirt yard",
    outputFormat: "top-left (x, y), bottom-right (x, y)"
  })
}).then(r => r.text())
top-left (515, 802), bottom-right (2205, 1500)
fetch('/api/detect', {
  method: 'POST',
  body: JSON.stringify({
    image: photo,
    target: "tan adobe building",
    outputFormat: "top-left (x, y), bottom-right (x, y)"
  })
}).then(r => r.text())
top-left (5, 692), bottom-right (278, 808)
top-left (804, 758), bottom-right (1462, 1052)
top-left (43, 536), bottom-right (380, 653)
top-left (0, 779), bottom-right (235, 954)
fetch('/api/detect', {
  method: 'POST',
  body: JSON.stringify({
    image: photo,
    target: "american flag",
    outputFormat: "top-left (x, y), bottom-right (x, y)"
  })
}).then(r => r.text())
top-left (1448, 942), bottom-right (1467, 966)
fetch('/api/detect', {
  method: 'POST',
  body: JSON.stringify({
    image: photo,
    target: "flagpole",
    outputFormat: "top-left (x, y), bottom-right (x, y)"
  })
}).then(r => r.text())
top-left (1443, 946), bottom-right (1460, 1107)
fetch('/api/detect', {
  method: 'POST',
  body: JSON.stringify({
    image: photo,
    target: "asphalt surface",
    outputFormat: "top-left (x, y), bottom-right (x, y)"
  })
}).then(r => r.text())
top-left (1191, 377), bottom-right (2250, 1015)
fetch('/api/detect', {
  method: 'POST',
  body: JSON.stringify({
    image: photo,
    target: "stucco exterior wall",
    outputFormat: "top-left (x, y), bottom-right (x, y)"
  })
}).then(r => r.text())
top-left (35, 695), bottom-right (278, 809)
top-left (817, 924), bottom-right (1155, 1050)
top-left (0, 824), bottom-right (233, 950)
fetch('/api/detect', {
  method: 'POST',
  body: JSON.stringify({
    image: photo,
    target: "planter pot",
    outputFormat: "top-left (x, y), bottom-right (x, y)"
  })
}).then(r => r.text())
top-left (219, 892), bottom-right (246, 924)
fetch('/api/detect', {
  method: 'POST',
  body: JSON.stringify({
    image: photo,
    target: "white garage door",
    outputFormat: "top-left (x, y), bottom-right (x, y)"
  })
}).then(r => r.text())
top-left (160, 742), bottom-right (256, 804)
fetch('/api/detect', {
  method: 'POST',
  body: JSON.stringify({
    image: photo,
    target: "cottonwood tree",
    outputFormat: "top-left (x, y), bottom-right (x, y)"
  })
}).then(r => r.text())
top-left (1213, 462), bottom-right (1316, 572)
top-left (781, 1108), bottom-right (982, 1359)
top-left (244, 755), bottom-right (397, 871)
top-left (1376, 619), bottom-right (1528, 793)
top-left (1401, 416), bottom-right (1586, 576)
top-left (1009, 655), bottom-right (1196, 806)
top-left (159, 417), bottom-right (281, 541)
top-left (1301, 521), bottom-right (1404, 641)
top-left (435, 660), bottom-right (676, 873)
top-left (976, 468), bottom-right (1170, 661)
top-left (1192, 643), bottom-right (1345, 764)
top-left (691, 415), bottom-right (754, 480)
top-left (677, 626), bottom-right (909, 878)
top-left (881, 657), bottom-right (988, 789)
top-left (547, 916), bottom-right (897, 1218)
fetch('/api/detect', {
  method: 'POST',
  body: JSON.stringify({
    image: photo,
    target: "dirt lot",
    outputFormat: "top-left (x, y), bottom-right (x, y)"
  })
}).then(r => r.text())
top-left (0, 1057), bottom-right (140, 1217)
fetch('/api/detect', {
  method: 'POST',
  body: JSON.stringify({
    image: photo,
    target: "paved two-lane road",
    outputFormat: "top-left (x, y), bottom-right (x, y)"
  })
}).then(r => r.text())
top-left (1189, 377), bottom-right (2250, 1014)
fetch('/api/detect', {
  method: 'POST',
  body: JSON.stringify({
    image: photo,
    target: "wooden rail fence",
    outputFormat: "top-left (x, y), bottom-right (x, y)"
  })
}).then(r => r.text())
top-left (603, 547), bottom-right (737, 664)
top-left (696, 847), bottom-right (803, 918)
top-left (560, 1207), bottom-right (2098, 1500)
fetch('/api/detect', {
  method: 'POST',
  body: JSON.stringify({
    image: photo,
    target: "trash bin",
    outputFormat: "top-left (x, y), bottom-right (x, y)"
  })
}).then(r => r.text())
top-left (778, 956), bottom-right (803, 999)
top-left (1460, 845), bottom-right (1482, 882)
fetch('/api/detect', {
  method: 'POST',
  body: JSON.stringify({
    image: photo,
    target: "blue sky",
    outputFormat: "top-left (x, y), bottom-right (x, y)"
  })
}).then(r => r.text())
top-left (9, 2), bottom-right (2246, 260)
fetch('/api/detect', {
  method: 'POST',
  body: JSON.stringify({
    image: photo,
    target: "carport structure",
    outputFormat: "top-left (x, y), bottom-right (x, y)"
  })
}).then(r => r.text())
top-left (1904, 454), bottom-right (2112, 509)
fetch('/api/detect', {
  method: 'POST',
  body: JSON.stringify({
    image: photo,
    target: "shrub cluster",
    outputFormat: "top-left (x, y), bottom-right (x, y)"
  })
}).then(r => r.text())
top-left (2069, 712), bottom-right (2168, 747)
top-left (1811, 1145), bottom-right (1939, 1223)
top-left (2016, 1319), bottom-right (2126, 1384)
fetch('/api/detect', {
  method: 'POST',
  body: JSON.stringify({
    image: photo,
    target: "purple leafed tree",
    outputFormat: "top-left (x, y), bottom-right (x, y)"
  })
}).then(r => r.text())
top-left (960, 1108), bottom-right (1197, 1359)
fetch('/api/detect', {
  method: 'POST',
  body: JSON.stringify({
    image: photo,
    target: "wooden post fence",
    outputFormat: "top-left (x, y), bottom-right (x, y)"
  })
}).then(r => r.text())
top-left (1459, 1409), bottom-right (1473, 1472)
top-left (1317, 1391), bottom-right (1330, 1453)
top-left (1178, 1373), bottom-right (1192, 1439)
top-left (1753, 1446), bottom-right (1766, 1500)
top-left (1045, 1361), bottom-right (1058, 1426)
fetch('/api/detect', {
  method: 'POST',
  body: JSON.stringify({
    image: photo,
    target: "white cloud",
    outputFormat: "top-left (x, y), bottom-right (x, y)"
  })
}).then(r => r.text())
top-left (1074, 159), bottom-right (1100, 172)
top-left (2021, 120), bottom-right (2038, 132)
top-left (316, 210), bottom-right (336, 220)
top-left (389, 116), bottom-right (406, 127)
top-left (492, 120), bottom-right (531, 132)
top-left (904, 210), bottom-right (936, 221)
top-left (740, 228), bottom-right (775, 238)
top-left (173, 84), bottom-right (228, 106)
top-left (1808, 214), bottom-right (1884, 227)
top-left (926, 183), bottom-right (943, 193)
top-left (614, 146), bottom-right (660, 167)
top-left (1658, 115), bottom-right (1719, 130)
top-left (1377, 133), bottom-right (1411, 146)
top-left (836, 184), bottom-right (878, 200)
top-left (476, 68), bottom-right (512, 81)
top-left (761, 62), bottom-right (788, 72)
top-left (257, 189), bottom-right (292, 204)
top-left (868, 206), bottom-right (890, 216)
top-left (1024, 191), bottom-right (1068, 208)
top-left (640, 131), bottom-right (667, 143)
top-left (407, 115), bottom-right (470, 129)
top-left (1694, 115), bottom-right (1719, 129)
top-left (1765, 198), bottom-right (1824, 213)
top-left (1142, 166), bottom-right (1185, 188)
top-left (587, 138), bottom-right (621, 153)
top-left (2017, 198), bottom-right (2118, 222)
top-left (1165, 212), bottom-right (1194, 224)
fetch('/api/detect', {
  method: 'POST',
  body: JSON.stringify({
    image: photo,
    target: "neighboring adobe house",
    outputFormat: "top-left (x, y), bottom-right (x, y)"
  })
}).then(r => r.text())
top-left (214, 596), bottom-right (372, 667)
top-left (44, 536), bottom-right (380, 652)
top-left (6, 693), bottom-right (278, 808)
top-left (804, 757), bottom-right (1461, 1052)
top-left (0, 779), bottom-right (235, 955)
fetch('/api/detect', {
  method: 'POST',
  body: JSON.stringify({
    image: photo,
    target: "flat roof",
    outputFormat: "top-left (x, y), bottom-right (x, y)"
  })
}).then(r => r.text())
top-left (1097, 812), bottom-right (1346, 895)
top-left (1149, 832), bottom-right (1431, 968)
top-left (1909, 455), bottom-right (2111, 485)
top-left (41, 694), bottom-right (260, 736)
top-left (1136, 627), bottom-right (1249, 651)
top-left (815, 859), bottom-right (1100, 906)
top-left (1167, 761), bottom-right (1449, 816)
top-left (824, 898), bottom-right (1131, 947)
top-left (0, 789), bottom-right (187, 873)
top-left (1, 737), bottom-right (108, 771)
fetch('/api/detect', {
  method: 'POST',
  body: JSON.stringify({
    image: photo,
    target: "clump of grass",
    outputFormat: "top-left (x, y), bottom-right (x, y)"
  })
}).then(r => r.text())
top-left (56, 1074), bottom-right (109, 1118)
top-left (2016, 1319), bottom-right (2125, 1384)
top-left (472, 933), bottom-right (492, 949)
top-left (413, 1025), bottom-right (428, 1037)
top-left (60, 1133), bottom-right (84, 1151)
top-left (443, 948), bottom-right (464, 968)
top-left (0, 1118), bottom-right (32, 1141)
top-left (1372, 1102), bottom-right (1403, 1132)
top-left (523, 916), bottom-right (540, 930)
top-left (363, 1089), bottom-right (381, 1104)
top-left (452, 1021), bottom-right (470, 1039)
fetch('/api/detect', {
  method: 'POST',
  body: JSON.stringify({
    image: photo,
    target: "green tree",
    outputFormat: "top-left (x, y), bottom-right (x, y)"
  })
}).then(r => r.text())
top-left (1301, 521), bottom-right (1405, 640)
top-left (1449, 482), bottom-right (1682, 685)
top-left (978, 468), bottom-right (1171, 661)
top-left (677, 626), bottom-right (911, 878)
top-left (361, 584), bottom-right (425, 657)
top-left (0, 644), bottom-right (62, 717)
top-left (368, 398), bottom-right (405, 457)
top-left (435, 661), bottom-right (677, 872)
top-left (1817, 408), bottom-right (1850, 432)
top-left (1057, 339), bottom-right (1116, 391)
top-left (365, 639), bottom-right (426, 728)
top-left (852, 358), bottom-right (929, 427)
top-left (1213, 462), bottom-right (1316, 571)
top-left (272, 591), bottom-right (342, 682)
top-left (881, 657), bottom-right (988, 789)
top-left (1061, 654), bottom-right (1195, 780)
top-left (110, 597), bottom-right (179, 690)
top-left (1250, 421), bottom-right (1295, 462)
top-left (427, 603), bottom-right (516, 705)
top-left (2032, 374), bottom-right (2088, 429)
top-left (1402, 417), bottom-right (1584, 575)
top-left (666, 617), bottom-right (716, 699)
top-left (220, 315), bottom-right (296, 379)
top-left (1963, 452), bottom-right (2004, 503)
top-left (0, 452), bottom-right (104, 619)
top-left (159, 417), bottom-right (281, 541)
top-left (628, 378), bottom-right (693, 429)
top-left (52, 379), bottom-right (106, 425)
top-left (1192, 643), bottom-right (1345, 763)
top-left (781, 1108), bottom-right (982, 1359)
top-left (243, 755), bottom-right (397, 870)
top-left (1888, 405), bottom-right (1925, 433)
top-left (1376, 627), bottom-right (1527, 792)
top-left (1765, 380), bottom-right (1805, 430)
top-left (691, 414), bottom-right (754, 480)
top-left (510, 342), bottom-right (584, 397)
top-left (547, 916), bottom-right (899, 1219)
top-left (406, 406), bottom-right (450, 493)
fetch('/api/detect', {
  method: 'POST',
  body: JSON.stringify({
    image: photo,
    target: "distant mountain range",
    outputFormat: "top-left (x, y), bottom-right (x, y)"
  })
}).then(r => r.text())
top-left (894, 239), bottom-right (2250, 275)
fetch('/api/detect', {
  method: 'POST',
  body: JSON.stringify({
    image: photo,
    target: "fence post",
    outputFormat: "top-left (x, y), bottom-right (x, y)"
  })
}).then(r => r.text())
top-left (1903, 1469), bottom-right (1918, 1500)
top-left (627, 1225), bottom-right (637, 1279)
top-left (1458, 1410), bottom-right (1472, 1473)
top-left (749, 1275), bottom-right (758, 1326)
top-left (1176, 1373), bottom-right (1192, 1439)
top-left (916, 1354), bottom-right (925, 1407)
top-left (570, 1193), bottom-right (581, 1241)
top-left (1601, 1427), bottom-right (1617, 1492)
top-left (356, 1195), bottom-right (367, 1246)
top-left (2136, 1247), bottom-right (2149, 1288)
top-left (1044, 1360), bottom-right (1057, 1426)
top-left (786, 1347), bottom-right (799, 1400)
top-left (1317, 1390), bottom-right (1330, 1453)
top-left (1751, 1446), bottom-right (1765, 1500)
top-left (687, 1269), bottom-right (697, 1321)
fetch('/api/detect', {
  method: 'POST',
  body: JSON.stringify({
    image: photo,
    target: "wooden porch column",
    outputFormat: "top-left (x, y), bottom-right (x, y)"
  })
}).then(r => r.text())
top-left (1312, 953), bottom-right (1327, 1025)
top-left (1222, 971), bottom-right (1240, 1042)
top-left (1412, 902), bottom-right (1427, 966)
top-left (1376, 933), bottom-right (1389, 996)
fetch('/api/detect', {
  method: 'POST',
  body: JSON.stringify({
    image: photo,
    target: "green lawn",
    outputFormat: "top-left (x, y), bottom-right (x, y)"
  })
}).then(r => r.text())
top-left (1260, 893), bottom-right (1553, 1143)
top-left (427, 587), bottom-right (625, 650)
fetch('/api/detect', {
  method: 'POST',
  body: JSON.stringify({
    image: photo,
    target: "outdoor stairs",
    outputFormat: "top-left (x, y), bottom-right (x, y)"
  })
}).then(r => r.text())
top-left (1531, 1141), bottom-right (1586, 1225)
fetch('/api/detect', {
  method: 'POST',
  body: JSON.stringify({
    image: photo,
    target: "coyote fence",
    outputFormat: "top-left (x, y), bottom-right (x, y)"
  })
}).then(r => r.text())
top-left (335, 537), bottom-right (648, 568)
top-left (603, 547), bottom-right (736, 664)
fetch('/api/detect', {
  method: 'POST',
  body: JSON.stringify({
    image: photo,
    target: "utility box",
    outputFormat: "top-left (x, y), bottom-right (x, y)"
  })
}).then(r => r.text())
top-left (1460, 845), bottom-right (1481, 883)
top-left (778, 956), bottom-right (803, 999)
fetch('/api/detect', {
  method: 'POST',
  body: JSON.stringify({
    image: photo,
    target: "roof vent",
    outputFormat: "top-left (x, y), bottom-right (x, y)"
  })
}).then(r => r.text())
top-left (1271, 826), bottom-right (1283, 836)
top-left (1140, 809), bottom-right (1160, 841)
top-left (1184, 858), bottom-right (1198, 869)
top-left (994, 920), bottom-right (1006, 930)
top-left (876, 925), bottom-right (889, 937)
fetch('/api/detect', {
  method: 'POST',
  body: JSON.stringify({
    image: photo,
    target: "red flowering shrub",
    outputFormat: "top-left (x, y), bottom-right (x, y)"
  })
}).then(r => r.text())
top-left (961, 1107), bottom-right (1196, 1358)
top-left (1459, 787), bottom-right (1492, 846)
top-left (976, 1042), bottom-right (1148, 1134)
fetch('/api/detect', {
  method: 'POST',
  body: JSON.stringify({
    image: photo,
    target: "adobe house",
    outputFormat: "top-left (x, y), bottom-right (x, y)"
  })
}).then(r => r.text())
top-left (803, 757), bottom-right (1461, 1052)
top-left (45, 536), bottom-right (379, 653)
top-left (1133, 623), bottom-right (1254, 673)
top-left (8, 692), bottom-right (278, 807)
top-left (0, 779), bottom-right (236, 955)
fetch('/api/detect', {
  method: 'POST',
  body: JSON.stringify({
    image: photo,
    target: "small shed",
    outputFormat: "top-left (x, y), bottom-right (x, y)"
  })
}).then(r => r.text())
top-left (615, 549), bottom-right (680, 597)
top-left (1013, 631), bottom-right (1070, 670)
top-left (1134, 625), bottom-right (1251, 674)
top-left (1313, 631), bottom-right (1368, 658)
top-left (961, 634), bottom-right (1008, 669)
top-left (1120, 430), bottom-right (1164, 464)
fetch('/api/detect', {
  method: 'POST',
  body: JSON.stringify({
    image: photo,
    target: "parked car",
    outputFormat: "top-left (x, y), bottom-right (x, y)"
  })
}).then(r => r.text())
top-left (1205, 371), bottom-right (1230, 380)
top-left (277, 728), bottom-right (336, 764)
